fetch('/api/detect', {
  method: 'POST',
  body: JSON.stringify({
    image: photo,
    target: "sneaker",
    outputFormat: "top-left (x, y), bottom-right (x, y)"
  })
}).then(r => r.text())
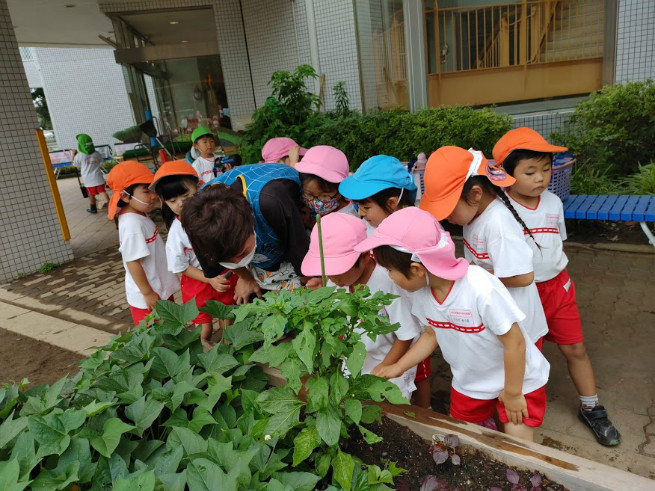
top-left (578, 405), bottom-right (621, 446)
top-left (86, 207), bottom-right (97, 214)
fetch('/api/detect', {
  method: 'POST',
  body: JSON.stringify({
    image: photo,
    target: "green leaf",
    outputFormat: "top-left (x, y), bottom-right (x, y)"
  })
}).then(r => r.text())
top-left (223, 322), bottom-right (264, 350)
top-left (264, 405), bottom-right (302, 439)
top-left (155, 298), bottom-right (199, 329)
top-left (0, 458), bottom-right (31, 491)
top-left (54, 437), bottom-right (96, 483)
top-left (272, 471), bottom-right (322, 491)
top-left (292, 425), bottom-right (321, 466)
top-left (316, 405), bottom-right (342, 447)
top-left (156, 472), bottom-right (187, 491)
top-left (315, 452), bottom-right (332, 478)
top-left (357, 424), bottom-right (383, 444)
top-left (345, 342), bottom-right (367, 378)
top-left (266, 478), bottom-right (294, 491)
top-left (197, 349), bottom-right (239, 375)
top-left (125, 395), bottom-right (165, 436)
top-left (404, 411), bottom-right (416, 418)
top-left (257, 386), bottom-right (304, 415)
top-left (201, 300), bottom-right (236, 319)
top-left (149, 348), bottom-right (191, 380)
top-left (190, 374), bottom-right (231, 412)
top-left (9, 432), bottom-right (37, 481)
top-left (0, 413), bottom-right (28, 450)
top-left (188, 407), bottom-right (217, 433)
top-left (0, 384), bottom-right (21, 419)
top-left (30, 461), bottom-right (79, 490)
top-left (89, 417), bottom-right (135, 458)
top-left (332, 448), bottom-right (355, 491)
top-left (279, 358), bottom-right (304, 393)
top-left (206, 440), bottom-right (257, 487)
top-left (261, 314), bottom-right (288, 343)
top-left (305, 376), bottom-right (329, 412)
top-left (113, 469), bottom-right (156, 491)
top-left (168, 426), bottom-right (208, 456)
top-left (344, 398), bottom-right (362, 425)
top-left (81, 400), bottom-right (115, 418)
top-left (366, 378), bottom-right (408, 405)
top-left (330, 372), bottom-right (350, 405)
top-left (360, 405), bottom-right (381, 425)
top-left (144, 444), bottom-right (183, 477)
top-left (292, 325), bottom-right (316, 372)
top-left (20, 377), bottom-right (67, 416)
top-left (168, 381), bottom-right (198, 412)
top-left (29, 409), bottom-right (86, 457)
top-left (186, 457), bottom-right (239, 490)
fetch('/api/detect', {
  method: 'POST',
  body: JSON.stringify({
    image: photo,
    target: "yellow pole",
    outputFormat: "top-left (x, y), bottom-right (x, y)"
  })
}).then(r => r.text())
top-left (36, 129), bottom-right (70, 241)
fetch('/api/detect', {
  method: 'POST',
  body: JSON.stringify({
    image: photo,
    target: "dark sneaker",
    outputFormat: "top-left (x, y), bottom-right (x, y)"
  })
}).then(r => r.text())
top-left (578, 405), bottom-right (621, 446)
top-left (86, 206), bottom-right (97, 214)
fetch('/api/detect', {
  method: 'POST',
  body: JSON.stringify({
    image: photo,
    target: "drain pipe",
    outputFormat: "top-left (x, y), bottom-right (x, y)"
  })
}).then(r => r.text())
top-left (305, 0), bottom-right (321, 97)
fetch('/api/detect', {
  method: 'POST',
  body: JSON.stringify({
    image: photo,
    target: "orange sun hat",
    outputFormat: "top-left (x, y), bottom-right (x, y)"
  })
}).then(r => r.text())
top-left (151, 160), bottom-right (199, 190)
top-left (492, 127), bottom-right (568, 165)
top-left (106, 161), bottom-right (154, 220)
top-left (419, 146), bottom-right (515, 221)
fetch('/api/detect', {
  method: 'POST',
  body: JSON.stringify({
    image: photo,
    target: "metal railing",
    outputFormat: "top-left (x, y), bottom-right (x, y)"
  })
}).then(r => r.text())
top-left (373, 12), bottom-right (408, 84)
top-left (426, 0), bottom-right (604, 74)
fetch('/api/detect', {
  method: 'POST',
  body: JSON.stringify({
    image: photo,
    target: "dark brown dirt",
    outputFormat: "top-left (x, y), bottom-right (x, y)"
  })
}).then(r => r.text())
top-left (0, 329), bottom-right (80, 387)
top-left (345, 416), bottom-right (567, 491)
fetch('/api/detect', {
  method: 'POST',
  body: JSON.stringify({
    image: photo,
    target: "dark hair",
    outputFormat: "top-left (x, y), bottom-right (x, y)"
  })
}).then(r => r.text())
top-left (502, 150), bottom-right (553, 176)
top-left (373, 245), bottom-right (413, 278)
top-left (152, 175), bottom-right (199, 229)
top-left (355, 187), bottom-right (414, 214)
top-left (114, 183), bottom-right (140, 226)
top-left (461, 176), bottom-right (539, 245)
top-left (299, 172), bottom-right (338, 194)
top-left (181, 184), bottom-right (255, 268)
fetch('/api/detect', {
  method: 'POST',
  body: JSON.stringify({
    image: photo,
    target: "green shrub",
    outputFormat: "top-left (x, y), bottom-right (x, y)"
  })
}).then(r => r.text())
top-left (569, 164), bottom-right (621, 195)
top-left (552, 80), bottom-right (655, 175)
top-left (619, 162), bottom-right (655, 194)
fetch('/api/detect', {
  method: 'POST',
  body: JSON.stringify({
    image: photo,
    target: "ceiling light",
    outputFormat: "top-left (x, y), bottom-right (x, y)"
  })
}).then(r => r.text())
top-left (181, 40), bottom-right (189, 43)
top-left (169, 21), bottom-right (179, 25)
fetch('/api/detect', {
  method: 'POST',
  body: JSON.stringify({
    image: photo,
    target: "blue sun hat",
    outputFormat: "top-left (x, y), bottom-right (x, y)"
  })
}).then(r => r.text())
top-left (339, 155), bottom-right (417, 202)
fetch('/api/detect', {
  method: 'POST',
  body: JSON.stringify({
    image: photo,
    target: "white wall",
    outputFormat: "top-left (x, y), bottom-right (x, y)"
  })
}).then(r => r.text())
top-left (34, 47), bottom-right (135, 150)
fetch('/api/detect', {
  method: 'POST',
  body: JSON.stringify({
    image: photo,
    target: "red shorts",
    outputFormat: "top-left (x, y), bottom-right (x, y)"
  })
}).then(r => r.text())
top-left (181, 272), bottom-right (237, 324)
top-left (414, 356), bottom-right (432, 383)
top-left (87, 184), bottom-right (107, 196)
top-left (450, 385), bottom-right (547, 428)
top-left (129, 295), bottom-right (174, 326)
top-left (536, 269), bottom-right (584, 345)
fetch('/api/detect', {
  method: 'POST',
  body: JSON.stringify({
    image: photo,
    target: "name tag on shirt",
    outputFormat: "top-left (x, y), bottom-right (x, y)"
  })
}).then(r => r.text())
top-left (448, 308), bottom-right (474, 327)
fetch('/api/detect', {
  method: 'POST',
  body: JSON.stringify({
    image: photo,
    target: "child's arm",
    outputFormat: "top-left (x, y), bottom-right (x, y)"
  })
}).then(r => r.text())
top-left (498, 272), bottom-right (534, 288)
top-left (497, 323), bottom-right (529, 425)
top-left (373, 328), bottom-right (437, 379)
top-left (233, 267), bottom-right (262, 304)
top-left (183, 266), bottom-right (231, 292)
top-left (372, 338), bottom-right (413, 374)
top-left (126, 259), bottom-right (160, 310)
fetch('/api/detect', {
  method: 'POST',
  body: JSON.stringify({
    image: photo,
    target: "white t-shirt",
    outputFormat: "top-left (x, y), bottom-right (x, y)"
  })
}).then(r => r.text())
top-left (192, 156), bottom-right (216, 183)
top-left (73, 151), bottom-right (105, 187)
top-left (411, 266), bottom-right (550, 400)
top-left (330, 264), bottom-right (422, 398)
top-left (506, 190), bottom-right (568, 282)
top-left (165, 218), bottom-right (201, 274)
top-left (118, 213), bottom-right (180, 309)
top-left (463, 198), bottom-right (548, 343)
top-left (338, 202), bottom-right (360, 218)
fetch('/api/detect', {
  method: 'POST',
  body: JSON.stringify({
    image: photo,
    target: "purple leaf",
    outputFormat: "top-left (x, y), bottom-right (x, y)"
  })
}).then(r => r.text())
top-left (421, 475), bottom-right (451, 491)
top-left (512, 485), bottom-right (527, 491)
top-left (507, 468), bottom-right (520, 484)
top-left (490, 488), bottom-right (503, 491)
top-left (530, 474), bottom-right (543, 487)
top-left (433, 449), bottom-right (449, 465)
top-left (450, 453), bottom-right (461, 466)
top-left (443, 434), bottom-right (460, 448)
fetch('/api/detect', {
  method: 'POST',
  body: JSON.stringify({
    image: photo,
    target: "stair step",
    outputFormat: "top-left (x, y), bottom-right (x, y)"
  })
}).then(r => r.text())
top-left (542, 46), bottom-right (603, 62)
top-left (545, 33), bottom-right (604, 51)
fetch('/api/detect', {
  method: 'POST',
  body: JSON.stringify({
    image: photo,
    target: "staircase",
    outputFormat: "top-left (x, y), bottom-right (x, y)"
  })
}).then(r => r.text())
top-left (540, 1), bottom-right (604, 63)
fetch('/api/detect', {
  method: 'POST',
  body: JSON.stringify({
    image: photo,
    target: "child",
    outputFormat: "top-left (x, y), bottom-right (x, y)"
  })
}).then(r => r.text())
top-left (191, 126), bottom-right (223, 182)
top-left (492, 127), bottom-right (621, 446)
top-left (107, 161), bottom-right (179, 326)
top-left (419, 146), bottom-right (549, 347)
top-left (151, 160), bottom-right (238, 348)
top-left (301, 213), bottom-right (421, 400)
top-left (295, 145), bottom-right (358, 218)
top-left (73, 133), bottom-right (110, 214)
top-left (261, 137), bottom-right (306, 167)
top-left (339, 155), bottom-right (433, 407)
top-left (339, 155), bottom-right (417, 235)
top-left (360, 207), bottom-right (550, 442)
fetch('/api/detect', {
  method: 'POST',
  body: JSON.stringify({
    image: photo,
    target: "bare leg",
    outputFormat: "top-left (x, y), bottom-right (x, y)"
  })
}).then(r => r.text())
top-left (503, 422), bottom-right (534, 442)
top-left (200, 322), bottom-right (215, 351)
top-left (558, 343), bottom-right (597, 396)
top-left (99, 192), bottom-right (110, 208)
top-left (412, 378), bottom-right (432, 408)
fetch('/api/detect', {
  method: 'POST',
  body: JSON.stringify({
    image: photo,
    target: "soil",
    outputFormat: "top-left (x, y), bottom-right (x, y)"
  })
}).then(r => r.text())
top-left (345, 416), bottom-right (567, 491)
top-left (0, 329), bottom-right (81, 387)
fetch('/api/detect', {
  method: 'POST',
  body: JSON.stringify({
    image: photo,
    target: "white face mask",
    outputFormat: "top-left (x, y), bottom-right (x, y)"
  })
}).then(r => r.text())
top-left (123, 191), bottom-right (150, 205)
top-left (219, 234), bottom-right (257, 270)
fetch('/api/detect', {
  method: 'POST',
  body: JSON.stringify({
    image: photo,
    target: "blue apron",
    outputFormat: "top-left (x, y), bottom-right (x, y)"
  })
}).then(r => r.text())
top-left (203, 164), bottom-right (301, 269)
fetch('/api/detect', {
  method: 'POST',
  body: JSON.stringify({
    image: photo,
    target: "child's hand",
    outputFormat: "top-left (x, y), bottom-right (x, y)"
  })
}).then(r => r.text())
top-left (144, 291), bottom-right (161, 311)
top-left (498, 391), bottom-right (528, 425)
top-left (234, 276), bottom-right (262, 304)
top-left (288, 145), bottom-right (300, 167)
top-left (304, 277), bottom-right (323, 290)
top-left (372, 363), bottom-right (403, 379)
top-left (208, 275), bottom-right (231, 292)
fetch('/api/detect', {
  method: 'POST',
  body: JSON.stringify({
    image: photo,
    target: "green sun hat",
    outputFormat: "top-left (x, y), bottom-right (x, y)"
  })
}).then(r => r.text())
top-left (76, 134), bottom-right (95, 155)
top-left (191, 126), bottom-right (214, 143)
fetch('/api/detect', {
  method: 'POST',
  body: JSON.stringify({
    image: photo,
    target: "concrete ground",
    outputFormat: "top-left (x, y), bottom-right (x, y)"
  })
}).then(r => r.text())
top-left (0, 174), bottom-right (653, 482)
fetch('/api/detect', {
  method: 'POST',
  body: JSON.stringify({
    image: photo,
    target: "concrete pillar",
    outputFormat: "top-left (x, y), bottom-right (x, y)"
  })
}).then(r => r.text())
top-left (0, 0), bottom-right (73, 282)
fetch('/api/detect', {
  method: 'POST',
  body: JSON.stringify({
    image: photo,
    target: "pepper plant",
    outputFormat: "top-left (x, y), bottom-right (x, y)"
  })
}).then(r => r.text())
top-left (0, 284), bottom-right (408, 490)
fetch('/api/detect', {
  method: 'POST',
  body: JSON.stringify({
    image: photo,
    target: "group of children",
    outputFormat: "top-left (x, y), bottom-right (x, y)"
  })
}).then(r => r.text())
top-left (106, 127), bottom-right (620, 446)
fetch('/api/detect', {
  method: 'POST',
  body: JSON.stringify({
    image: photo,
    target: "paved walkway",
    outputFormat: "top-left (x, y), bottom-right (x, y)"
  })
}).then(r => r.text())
top-left (0, 175), bottom-right (653, 481)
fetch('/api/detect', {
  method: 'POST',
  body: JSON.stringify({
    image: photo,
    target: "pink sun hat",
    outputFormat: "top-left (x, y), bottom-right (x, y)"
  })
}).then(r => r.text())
top-left (354, 207), bottom-right (468, 280)
top-left (301, 213), bottom-right (367, 276)
top-left (261, 137), bottom-right (307, 162)
top-left (295, 145), bottom-right (350, 183)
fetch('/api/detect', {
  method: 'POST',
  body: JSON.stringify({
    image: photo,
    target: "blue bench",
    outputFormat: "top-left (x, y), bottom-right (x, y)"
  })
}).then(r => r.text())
top-left (562, 194), bottom-right (655, 247)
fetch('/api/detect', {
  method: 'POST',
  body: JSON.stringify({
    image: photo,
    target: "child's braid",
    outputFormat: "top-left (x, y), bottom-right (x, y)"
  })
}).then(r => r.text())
top-left (493, 187), bottom-right (540, 246)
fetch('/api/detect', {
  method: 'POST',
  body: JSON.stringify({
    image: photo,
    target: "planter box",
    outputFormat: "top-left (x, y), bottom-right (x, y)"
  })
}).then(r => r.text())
top-left (261, 365), bottom-right (654, 491)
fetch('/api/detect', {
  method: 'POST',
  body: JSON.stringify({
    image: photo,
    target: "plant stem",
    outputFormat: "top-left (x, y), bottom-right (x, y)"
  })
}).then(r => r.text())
top-left (315, 214), bottom-right (327, 287)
